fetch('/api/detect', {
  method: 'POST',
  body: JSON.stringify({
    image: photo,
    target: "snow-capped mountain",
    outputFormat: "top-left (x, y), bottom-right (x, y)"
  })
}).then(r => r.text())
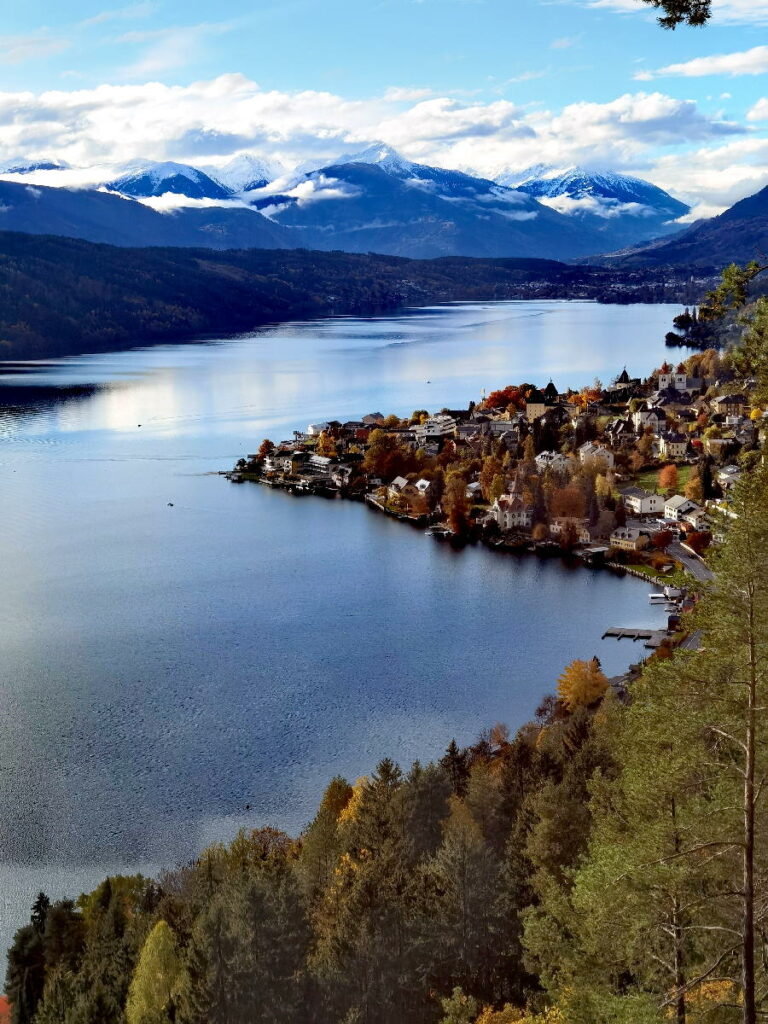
top-left (502, 165), bottom-right (690, 250)
top-left (245, 145), bottom-right (612, 260)
top-left (0, 177), bottom-right (297, 249)
top-left (0, 159), bottom-right (70, 175)
top-left (0, 144), bottom-right (697, 260)
top-left (106, 161), bottom-right (232, 200)
top-left (514, 166), bottom-right (687, 212)
top-left (208, 154), bottom-right (284, 194)
top-left (341, 142), bottom-right (415, 176)
top-left (496, 164), bottom-right (555, 189)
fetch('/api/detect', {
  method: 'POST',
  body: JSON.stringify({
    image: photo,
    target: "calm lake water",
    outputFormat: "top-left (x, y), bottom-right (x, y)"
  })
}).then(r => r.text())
top-left (0, 300), bottom-right (676, 949)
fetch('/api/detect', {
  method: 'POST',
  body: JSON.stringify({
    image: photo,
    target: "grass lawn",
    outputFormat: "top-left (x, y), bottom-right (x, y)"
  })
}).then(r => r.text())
top-left (634, 463), bottom-right (695, 495)
top-left (626, 563), bottom-right (669, 580)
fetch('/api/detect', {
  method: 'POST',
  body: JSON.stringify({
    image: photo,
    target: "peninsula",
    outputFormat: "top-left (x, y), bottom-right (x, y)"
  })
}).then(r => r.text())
top-left (230, 344), bottom-right (755, 596)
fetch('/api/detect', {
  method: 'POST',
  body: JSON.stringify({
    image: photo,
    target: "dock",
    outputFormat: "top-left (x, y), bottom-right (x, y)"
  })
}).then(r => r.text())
top-left (602, 627), bottom-right (670, 648)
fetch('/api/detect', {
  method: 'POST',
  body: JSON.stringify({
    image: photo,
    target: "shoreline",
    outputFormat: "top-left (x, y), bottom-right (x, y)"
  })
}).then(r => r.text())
top-left (225, 469), bottom-right (680, 589)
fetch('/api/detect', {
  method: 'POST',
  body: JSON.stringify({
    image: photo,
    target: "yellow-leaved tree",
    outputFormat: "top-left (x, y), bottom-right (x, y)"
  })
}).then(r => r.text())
top-left (126, 920), bottom-right (182, 1024)
top-left (557, 658), bottom-right (608, 711)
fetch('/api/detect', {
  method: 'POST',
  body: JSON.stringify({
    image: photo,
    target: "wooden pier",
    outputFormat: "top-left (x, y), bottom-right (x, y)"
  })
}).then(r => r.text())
top-left (602, 627), bottom-right (669, 648)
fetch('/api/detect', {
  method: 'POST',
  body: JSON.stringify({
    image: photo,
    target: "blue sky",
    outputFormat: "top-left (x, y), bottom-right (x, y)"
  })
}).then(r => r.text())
top-left (2, 0), bottom-right (768, 214)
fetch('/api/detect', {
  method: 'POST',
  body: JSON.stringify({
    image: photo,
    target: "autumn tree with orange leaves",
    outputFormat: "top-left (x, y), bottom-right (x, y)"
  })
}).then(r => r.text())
top-left (658, 464), bottom-right (679, 494)
top-left (557, 658), bottom-right (608, 711)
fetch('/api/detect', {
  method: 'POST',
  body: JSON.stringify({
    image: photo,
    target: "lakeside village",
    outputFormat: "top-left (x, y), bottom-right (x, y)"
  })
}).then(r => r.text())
top-left (229, 347), bottom-right (762, 656)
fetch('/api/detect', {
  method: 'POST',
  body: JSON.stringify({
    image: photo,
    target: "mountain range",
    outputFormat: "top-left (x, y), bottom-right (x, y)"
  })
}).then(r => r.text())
top-left (510, 165), bottom-right (690, 253)
top-left (4, 145), bottom-right (768, 269)
top-left (0, 145), bottom-right (692, 261)
top-left (0, 179), bottom-right (294, 250)
top-left (245, 151), bottom-right (608, 260)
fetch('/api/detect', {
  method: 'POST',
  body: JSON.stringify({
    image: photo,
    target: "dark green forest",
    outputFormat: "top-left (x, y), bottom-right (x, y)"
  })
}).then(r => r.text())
top-left (0, 232), bottom-right (702, 360)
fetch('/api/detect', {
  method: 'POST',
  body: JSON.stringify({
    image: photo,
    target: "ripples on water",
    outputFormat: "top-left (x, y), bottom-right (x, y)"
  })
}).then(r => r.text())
top-left (0, 300), bottom-right (678, 949)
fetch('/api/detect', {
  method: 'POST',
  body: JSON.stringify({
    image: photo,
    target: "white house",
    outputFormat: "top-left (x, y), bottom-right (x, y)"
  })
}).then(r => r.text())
top-left (658, 431), bottom-right (689, 460)
top-left (414, 415), bottom-right (456, 446)
top-left (620, 487), bottom-right (664, 516)
top-left (664, 494), bottom-right (701, 521)
top-left (718, 465), bottom-right (742, 490)
top-left (550, 516), bottom-right (589, 539)
top-left (490, 494), bottom-right (533, 531)
top-left (658, 371), bottom-right (703, 394)
top-left (388, 476), bottom-right (409, 498)
top-left (331, 464), bottom-right (353, 488)
top-left (578, 441), bottom-right (614, 469)
top-left (307, 422), bottom-right (331, 436)
top-left (632, 406), bottom-right (666, 433)
top-left (683, 507), bottom-right (709, 530)
top-left (535, 450), bottom-right (572, 474)
top-left (610, 527), bottom-right (651, 552)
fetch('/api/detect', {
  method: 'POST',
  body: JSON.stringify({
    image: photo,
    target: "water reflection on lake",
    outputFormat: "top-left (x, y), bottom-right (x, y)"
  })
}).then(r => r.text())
top-left (0, 300), bottom-right (676, 950)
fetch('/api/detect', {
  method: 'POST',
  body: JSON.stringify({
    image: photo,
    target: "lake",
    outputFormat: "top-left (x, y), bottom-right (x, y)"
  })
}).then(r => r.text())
top-left (0, 299), bottom-right (676, 950)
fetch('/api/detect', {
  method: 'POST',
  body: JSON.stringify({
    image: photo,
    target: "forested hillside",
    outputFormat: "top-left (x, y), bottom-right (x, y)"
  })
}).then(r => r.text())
top-left (0, 232), bottom-right (698, 360)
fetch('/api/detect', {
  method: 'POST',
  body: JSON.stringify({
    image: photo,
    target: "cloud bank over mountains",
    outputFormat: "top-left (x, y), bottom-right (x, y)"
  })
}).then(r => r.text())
top-left (0, 73), bottom-right (764, 218)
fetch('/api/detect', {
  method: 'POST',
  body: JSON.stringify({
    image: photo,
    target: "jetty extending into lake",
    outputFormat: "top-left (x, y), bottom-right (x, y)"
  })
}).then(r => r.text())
top-left (602, 626), bottom-right (670, 648)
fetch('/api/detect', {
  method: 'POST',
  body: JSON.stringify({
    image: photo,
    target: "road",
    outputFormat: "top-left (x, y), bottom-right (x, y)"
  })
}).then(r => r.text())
top-left (669, 542), bottom-right (715, 583)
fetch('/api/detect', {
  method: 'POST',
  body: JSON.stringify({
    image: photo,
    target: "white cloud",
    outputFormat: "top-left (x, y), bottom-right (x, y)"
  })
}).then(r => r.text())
top-left (80, 3), bottom-right (156, 28)
top-left (646, 136), bottom-right (768, 217)
top-left (382, 87), bottom-right (433, 102)
top-left (538, 193), bottom-right (652, 218)
top-left (637, 45), bottom-right (768, 81)
top-left (550, 34), bottom-right (582, 49)
top-left (118, 22), bottom-right (236, 78)
top-left (503, 70), bottom-right (550, 84)
top-left (0, 75), bottom-right (751, 217)
top-left (0, 31), bottom-right (70, 65)
top-left (748, 98), bottom-right (768, 121)
top-left (493, 208), bottom-right (539, 221)
top-left (282, 174), bottom-right (361, 205)
top-left (131, 192), bottom-right (255, 212)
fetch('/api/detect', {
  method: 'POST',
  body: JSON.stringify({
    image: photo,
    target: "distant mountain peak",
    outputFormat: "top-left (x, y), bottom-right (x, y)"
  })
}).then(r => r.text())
top-left (0, 158), bottom-right (70, 175)
top-left (509, 165), bottom-right (687, 211)
top-left (339, 143), bottom-right (414, 175)
top-left (209, 153), bottom-right (284, 193)
top-left (106, 161), bottom-right (233, 201)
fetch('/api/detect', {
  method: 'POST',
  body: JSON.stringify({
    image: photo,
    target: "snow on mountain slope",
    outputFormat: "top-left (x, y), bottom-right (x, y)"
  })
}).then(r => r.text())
top-left (245, 151), bottom-right (610, 260)
top-left (106, 161), bottom-right (233, 200)
top-left (0, 159), bottom-right (70, 174)
top-left (515, 166), bottom-right (688, 214)
top-left (208, 154), bottom-right (284, 193)
top-left (497, 165), bottom-right (690, 249)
